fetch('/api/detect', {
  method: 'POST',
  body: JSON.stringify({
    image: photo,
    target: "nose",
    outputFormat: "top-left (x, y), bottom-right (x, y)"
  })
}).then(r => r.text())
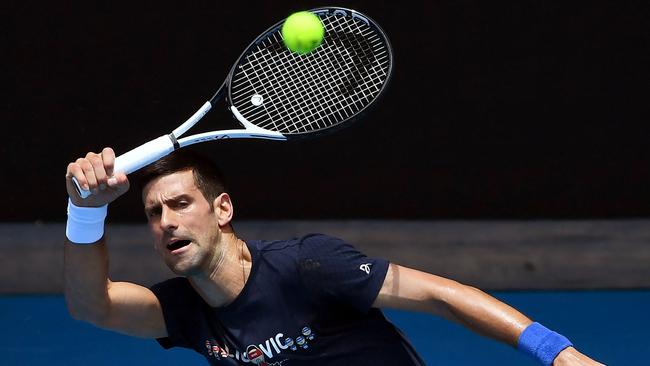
top-left (159, 206), bottom-right (178, 232)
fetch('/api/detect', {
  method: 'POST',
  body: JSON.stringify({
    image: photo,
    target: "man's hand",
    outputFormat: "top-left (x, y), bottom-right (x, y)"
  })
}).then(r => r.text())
top-left (65, 147), bottom-right (129, 207)
top-left (554, 347), bottom-right (606, 366)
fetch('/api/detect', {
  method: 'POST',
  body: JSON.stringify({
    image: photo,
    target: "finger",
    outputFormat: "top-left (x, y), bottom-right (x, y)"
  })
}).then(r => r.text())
top-left (86, 152), bottom-right (108, 190)
top-left (77, 157), bottom-right (99, 193)
top-left (107, 172), bottom-right (129, 190)
top-left (101, 147), bottom-right (115, 178)
top-left (66, 162), bottom-right (88, 191)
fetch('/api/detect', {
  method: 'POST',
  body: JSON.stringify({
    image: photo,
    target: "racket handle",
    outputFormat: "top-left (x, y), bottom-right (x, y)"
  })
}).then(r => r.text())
top-left (72, 135), bottom-right (176, 199)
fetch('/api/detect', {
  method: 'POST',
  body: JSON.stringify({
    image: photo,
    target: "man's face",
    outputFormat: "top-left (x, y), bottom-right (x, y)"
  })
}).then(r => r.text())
top-left (142, 170), bottom-right (221, 276)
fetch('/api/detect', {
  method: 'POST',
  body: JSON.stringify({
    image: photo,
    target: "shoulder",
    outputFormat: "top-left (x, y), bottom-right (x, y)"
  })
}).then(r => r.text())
top-left (297, 233), bottom-right (364, 261)
top-left (300, 233), bottom-right (345, 246)
top-left (249, 234), bottom-right (354, 274)
top-left (292, 234), bottom-right (391, 311)
top-left (252, 234), bottom-right (345, 257)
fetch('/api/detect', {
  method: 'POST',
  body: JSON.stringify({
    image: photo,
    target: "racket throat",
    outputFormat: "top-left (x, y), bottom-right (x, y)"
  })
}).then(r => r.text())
top-left (230, 106), bottom-right (285, 137)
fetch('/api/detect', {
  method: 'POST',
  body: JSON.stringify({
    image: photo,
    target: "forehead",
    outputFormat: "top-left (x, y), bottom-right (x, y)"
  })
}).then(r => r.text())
top-left (142, 170), bottom-right (200, 204)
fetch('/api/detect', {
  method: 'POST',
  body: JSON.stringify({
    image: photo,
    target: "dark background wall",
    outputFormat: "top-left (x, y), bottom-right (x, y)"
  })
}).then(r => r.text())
top-left (6, 1), bottom-right (649, 223)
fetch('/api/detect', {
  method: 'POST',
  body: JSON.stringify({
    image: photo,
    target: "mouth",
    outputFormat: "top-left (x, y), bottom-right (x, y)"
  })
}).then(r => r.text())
top-left (167, 239), bottom-right (192, 252)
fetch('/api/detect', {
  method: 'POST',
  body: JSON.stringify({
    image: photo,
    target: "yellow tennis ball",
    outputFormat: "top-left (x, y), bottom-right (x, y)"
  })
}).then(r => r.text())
top-left (281, 11), bottom-right (324, 54)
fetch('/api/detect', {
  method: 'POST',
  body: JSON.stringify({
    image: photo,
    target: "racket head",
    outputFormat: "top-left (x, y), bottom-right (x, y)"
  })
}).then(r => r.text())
top-left (222, 7), bottom-right (394, 139)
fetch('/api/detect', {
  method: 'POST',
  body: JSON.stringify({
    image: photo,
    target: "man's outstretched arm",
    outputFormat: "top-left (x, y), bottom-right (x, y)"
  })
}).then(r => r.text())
top-left (373, 263), bottom-right (605, 366)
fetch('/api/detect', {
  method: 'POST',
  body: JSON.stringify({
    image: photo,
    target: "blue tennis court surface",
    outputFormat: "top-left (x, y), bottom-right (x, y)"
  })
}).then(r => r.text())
top-left (1, 290), bottom-right (647, 365)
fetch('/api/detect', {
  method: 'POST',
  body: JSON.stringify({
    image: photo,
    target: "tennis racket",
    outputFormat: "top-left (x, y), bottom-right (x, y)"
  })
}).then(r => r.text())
top-left (74, 7), bottom-right (393, 198)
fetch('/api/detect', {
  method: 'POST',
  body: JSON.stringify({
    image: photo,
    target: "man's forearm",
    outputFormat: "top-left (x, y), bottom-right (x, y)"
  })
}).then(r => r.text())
top-left (64, 239), bottom-right (112, 324)
top-left (443, 283), bottom-right (532, 346)
top-left (444, 284), bottom-right (589, 365)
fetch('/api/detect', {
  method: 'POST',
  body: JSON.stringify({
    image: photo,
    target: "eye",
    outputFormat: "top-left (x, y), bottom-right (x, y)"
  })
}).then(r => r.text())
top-left (175, 201), bottom-right (190, 209)
top-left (145, 207), bottom-right (161, 219)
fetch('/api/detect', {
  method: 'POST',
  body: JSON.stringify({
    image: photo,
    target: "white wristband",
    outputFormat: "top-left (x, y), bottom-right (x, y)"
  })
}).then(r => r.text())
top-left (66, 199), bottom-right (108, 244)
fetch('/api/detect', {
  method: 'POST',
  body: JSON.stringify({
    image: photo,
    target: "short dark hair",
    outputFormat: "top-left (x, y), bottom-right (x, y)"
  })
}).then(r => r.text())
top-left (138, 149), bottom-right (227, 208)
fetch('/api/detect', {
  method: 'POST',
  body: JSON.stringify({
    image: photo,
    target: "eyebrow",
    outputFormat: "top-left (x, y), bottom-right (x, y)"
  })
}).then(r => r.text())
top-left (145, 194), bottom-right (193, 211)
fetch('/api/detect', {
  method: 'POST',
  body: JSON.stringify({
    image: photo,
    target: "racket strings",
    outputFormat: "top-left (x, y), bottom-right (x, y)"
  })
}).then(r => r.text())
top-left (249, 27), bottom-right (387, 134)
top-left (326, 30), bottom-right (375, 96)
top-left (234, 36), bottom-right (327, 131)
top-left (324, 16), bottom-right (389, 104)
top-left (230, 12), bottom-right (390, 135)
top-left (235, 33), bottom-right (352, 129)
top-left (242, 40), bottom-right (332, 133)
top-left (234, 15), bottom-right (384, 128)
top-left (238, 50), bottom-right (294, 131)
top-left (299, 15), bottom-right (388, 116)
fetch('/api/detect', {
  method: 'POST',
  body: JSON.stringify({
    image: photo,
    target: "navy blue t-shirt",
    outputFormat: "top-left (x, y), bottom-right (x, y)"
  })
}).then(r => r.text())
top-left (150, 234), bottom-right (425, 365)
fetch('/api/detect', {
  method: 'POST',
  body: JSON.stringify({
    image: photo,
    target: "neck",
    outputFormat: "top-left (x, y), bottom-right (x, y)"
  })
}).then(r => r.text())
top-left (188, 231), bottom-right (252, 307)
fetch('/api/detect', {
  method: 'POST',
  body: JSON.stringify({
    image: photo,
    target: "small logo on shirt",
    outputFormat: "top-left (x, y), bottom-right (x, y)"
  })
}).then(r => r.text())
top-left (205, 339), bottom-right (231, 360)
top-left (359, 263), bottom-right (372, 274)
top-left (283, 325), bottom-right (316, 352)
top-left (247, 345), bottom-right (270, 365)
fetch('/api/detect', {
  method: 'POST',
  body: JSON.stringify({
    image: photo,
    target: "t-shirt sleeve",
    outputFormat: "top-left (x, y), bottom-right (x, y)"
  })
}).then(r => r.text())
top-left (297, 234), bottom-right (389, 313)
top-left (149, 277), bottom-right (199, 349)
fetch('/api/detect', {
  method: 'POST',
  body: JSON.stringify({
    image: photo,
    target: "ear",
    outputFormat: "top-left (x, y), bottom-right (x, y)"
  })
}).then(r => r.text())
top-left (213, 193), bottom-right (234, 228)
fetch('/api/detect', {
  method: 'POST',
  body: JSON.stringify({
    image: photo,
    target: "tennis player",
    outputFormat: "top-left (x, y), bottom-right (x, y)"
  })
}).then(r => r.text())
top-left (64, 147), bottom-right (605, 366)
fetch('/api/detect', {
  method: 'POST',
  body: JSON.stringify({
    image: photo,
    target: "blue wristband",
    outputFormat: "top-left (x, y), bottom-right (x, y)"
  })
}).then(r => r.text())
top-left (518, 322), bottom-right (573, 366)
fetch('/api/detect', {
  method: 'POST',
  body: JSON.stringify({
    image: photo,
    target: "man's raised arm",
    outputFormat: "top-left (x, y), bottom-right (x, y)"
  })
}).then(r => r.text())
top-left (64, 147), bottom-right (167, 339)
